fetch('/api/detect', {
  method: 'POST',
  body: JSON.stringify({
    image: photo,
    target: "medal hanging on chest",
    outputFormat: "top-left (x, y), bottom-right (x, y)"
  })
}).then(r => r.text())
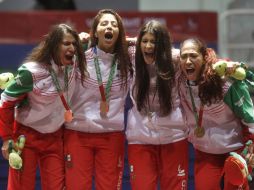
top-left (145, 81), bottom-right (157, 129)
top-left (188, 85), bottom-right (205, 138)
top-left (146, 111), bottom-right (154, 129)
top-left (93, 47), bottom-right (117, 117)
top-left (50, 65), bottom-right (73, 123)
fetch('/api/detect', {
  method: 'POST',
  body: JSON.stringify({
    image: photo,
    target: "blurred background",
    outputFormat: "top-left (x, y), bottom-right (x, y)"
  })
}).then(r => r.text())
top-left (0, 0), bottom-right (253, 189)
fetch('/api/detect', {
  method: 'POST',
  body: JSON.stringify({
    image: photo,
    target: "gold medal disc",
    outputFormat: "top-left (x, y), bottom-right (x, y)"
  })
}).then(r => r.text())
top-left (194, 127), bottom-right (205, 138)
top-left (100, 101), bottom-right (109, 114)
top-left (65, 110), bottom-right (73, 123)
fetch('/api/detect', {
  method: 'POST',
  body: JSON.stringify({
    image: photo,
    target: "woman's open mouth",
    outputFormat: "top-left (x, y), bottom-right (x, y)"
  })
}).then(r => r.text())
top-left (186, 67), bottom-right (195, 74)
top-left (104, 32), bottom-right (113, 41)
top-left (144, 52), bottom-right (154, 59)
top-left (65, 55), bottom-right (74, 61)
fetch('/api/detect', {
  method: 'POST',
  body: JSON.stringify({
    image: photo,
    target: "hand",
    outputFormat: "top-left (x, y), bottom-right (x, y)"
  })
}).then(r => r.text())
top-left (79, 32), bottom-right (90, 43)
top-left (126, 36), bottom-right (137, 46)
top-left (172, 48), bottom-right (180, 63)
top-left (246, 153), bottom-right (254, 168)
top-left (245, 143), bottom-right (254, 168)
top-left (205, 48), bottom-right (217, 65)
top-left (1, 140), bottom-right (10, 160)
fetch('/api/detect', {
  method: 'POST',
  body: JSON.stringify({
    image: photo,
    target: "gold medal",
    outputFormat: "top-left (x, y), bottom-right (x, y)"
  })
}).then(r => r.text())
top-left (194, 127), bottom-right (205, 138)
top-left (146, 121), bottom-right (154, 129)
top-left (64, 110), bottom-right (73, 123)
top-left (100, 101), bottom-right (109, 114)
top-left (145, 112), bottom-right (154, 129)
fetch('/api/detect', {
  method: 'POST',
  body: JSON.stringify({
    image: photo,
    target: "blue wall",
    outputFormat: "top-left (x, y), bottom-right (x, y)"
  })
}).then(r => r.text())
top-left (0, 44), bottom-right (35, 72)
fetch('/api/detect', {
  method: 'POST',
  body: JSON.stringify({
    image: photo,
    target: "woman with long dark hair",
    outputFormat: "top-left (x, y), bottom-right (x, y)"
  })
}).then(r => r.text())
top-left (126, 20), bottom-right (189, 190)
top-left (0, 23), bottom-right (85, 190)
top-left (178, 37), bottom-right (254, 190)
top-left (64, 9), bottom-right (132, 190)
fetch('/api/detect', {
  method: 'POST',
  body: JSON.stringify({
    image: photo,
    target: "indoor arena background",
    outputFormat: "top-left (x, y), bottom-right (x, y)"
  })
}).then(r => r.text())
top-left (0, 0), bottom-right (253, 189)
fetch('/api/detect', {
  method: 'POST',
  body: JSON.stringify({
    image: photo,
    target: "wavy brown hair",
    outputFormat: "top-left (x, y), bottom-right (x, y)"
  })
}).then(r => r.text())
top-left (180, 37), bottom-right (224, 105)
top-left (134, 20), bottom-right (175, 115)
top-left (89, 9), bottom-right (132, 88)
top-left (25, 23), bottom-right (86, 83)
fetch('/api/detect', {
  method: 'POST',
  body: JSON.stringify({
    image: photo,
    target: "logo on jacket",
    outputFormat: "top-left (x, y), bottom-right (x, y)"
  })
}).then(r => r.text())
top-left (16, 76), bottom-right (23, 86)
top-left (177, 164), bottom-right (186, 177)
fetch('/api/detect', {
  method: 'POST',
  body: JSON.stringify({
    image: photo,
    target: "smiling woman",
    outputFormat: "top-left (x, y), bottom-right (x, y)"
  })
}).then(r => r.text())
top-left (64, 9), bottom-right (132, 190)
top-left (94, 13), bottom-right (119, 53)
top-left (180, 39), bottom-right (206, 82)
top-left (178, 37), bottom-right (254, 190)
top-left (126, 20), bottom-right (189, 190)
top-left (140, 32), bottom-right (156, 65)
top-left (0, 23), bottom-right (86, 190)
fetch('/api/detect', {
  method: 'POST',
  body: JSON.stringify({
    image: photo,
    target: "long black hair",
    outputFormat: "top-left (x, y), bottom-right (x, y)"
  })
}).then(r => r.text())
top-left (134, 20), bottom-right (175, 115)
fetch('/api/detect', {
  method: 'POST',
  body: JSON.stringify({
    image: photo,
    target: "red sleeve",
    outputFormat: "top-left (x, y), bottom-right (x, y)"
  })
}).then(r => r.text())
top-left (0, 95), bottom-right (26, 140)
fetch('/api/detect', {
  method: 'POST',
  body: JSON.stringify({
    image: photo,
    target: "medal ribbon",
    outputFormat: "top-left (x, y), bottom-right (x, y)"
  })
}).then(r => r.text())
top-left (188, 84), bottom-right (204, 129)
top-left (49, 66), bottom-right (71, 111)
top-left (93, 47), bottom-right (117, 103)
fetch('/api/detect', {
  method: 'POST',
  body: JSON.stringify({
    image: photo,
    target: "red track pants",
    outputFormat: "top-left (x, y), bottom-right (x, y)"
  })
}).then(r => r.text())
top-left (194, 150), bottom-right (249, 190)
top-left (64, 129), bottom-right (125, 190)
top-left (7, 123), bottom-right (64, 190)
top-left (128, 139), bottom-right (189, 190)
